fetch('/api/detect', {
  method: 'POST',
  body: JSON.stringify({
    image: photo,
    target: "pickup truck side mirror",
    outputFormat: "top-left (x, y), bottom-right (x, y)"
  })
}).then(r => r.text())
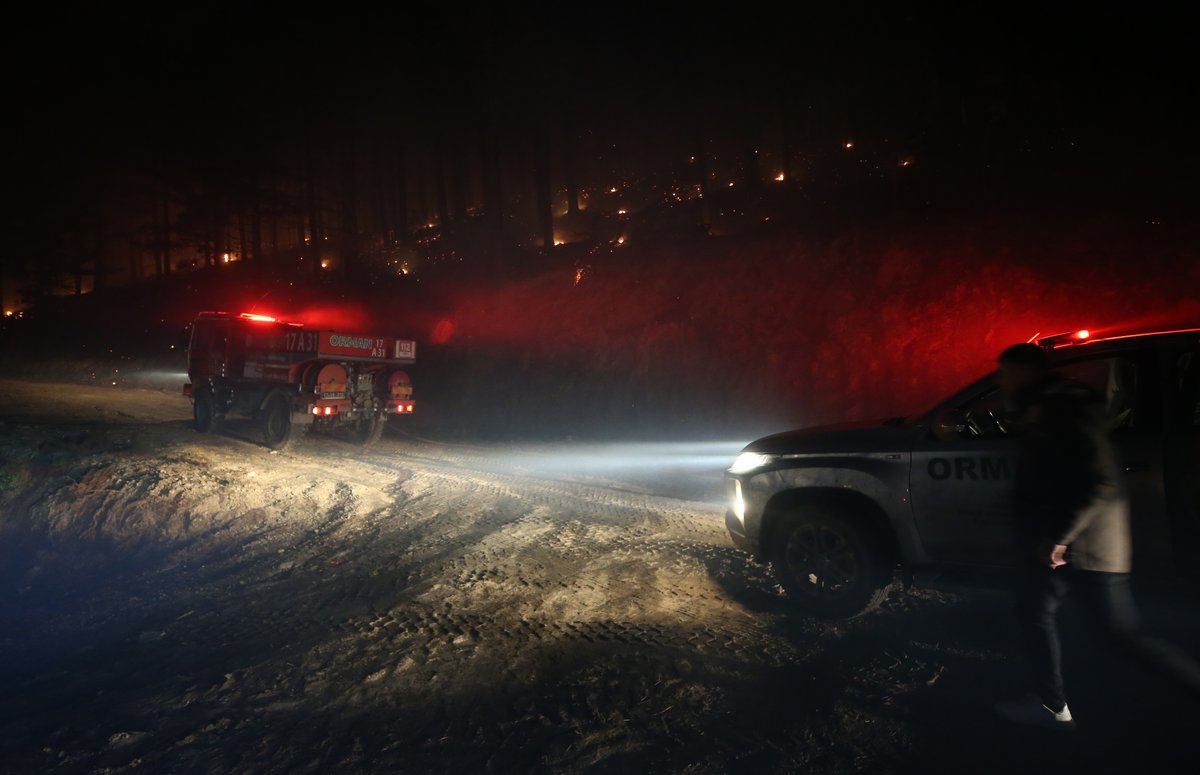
top-left (932, 409), bottom-right (970, 441)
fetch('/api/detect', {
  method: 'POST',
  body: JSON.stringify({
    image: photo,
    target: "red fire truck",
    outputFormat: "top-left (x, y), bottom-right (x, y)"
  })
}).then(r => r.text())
top-left (183, 312), bottom-right (415, 450)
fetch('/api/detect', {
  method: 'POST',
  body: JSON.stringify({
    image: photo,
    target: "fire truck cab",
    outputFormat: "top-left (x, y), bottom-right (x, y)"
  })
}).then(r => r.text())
top-left (184, 312), bottom-right (416, 450)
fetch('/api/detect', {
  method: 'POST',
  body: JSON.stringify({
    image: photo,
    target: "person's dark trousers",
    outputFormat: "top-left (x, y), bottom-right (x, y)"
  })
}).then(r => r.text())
top-left (1015, 565), bottom-right (1200, 711)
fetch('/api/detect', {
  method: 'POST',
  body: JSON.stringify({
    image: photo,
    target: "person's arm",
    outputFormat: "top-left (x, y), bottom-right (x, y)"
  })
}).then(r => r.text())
top-left (1057, 490), bottom-right (1113, 546)
top-left (1056, 412), bottom-right (1122, 550)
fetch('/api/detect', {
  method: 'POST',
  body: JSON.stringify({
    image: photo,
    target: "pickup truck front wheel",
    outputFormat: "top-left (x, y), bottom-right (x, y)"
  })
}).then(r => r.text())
top-left (771, 508), bottom-right (891, 619)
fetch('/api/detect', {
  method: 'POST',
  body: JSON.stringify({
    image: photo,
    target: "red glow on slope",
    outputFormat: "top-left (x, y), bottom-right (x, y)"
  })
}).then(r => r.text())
top-left (433, 231), bottom-right (1200, 425)
top-left (288, 304), bottom-right (370, 331)
top-left (431, 319), bottom-right (456, 345)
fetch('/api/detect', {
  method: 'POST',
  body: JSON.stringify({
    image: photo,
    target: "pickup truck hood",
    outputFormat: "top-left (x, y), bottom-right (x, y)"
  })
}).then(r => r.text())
top-left (742, 420), bottom-right (919, 457)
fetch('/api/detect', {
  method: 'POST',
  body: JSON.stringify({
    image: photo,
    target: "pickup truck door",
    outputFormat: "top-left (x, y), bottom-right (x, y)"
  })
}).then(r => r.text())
top-left (909, 396), bottom-right (1018, 567)
top-left (911, 352), bottom-right (1173, 571)
top-left (1115, 352), bottom-right (1171, 572)
top-left (1164, 344), bottom-right (1200, 570)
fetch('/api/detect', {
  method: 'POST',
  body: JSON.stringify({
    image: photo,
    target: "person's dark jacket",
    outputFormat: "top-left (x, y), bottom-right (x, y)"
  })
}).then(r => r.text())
top-left (1010, 376), bottom-right (1131, 573)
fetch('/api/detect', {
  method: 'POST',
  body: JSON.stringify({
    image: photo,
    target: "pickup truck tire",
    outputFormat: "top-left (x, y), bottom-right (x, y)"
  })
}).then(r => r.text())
top-left (262, 392), bottom-right (296, 451)
top-left (193, 388), bottom-right (220, 434)
top-left (771, 507), bottom-right (891, 619)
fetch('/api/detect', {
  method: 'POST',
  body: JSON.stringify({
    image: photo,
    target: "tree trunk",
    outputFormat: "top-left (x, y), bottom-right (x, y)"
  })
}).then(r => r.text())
top-left (73, 241), bottom-right (83, 295)
top-left (742, 140), bottom-right (760, 191)
top-left (152, 199), bottom-right (164, 277)
top-left (308, 180), bottom-right (320, 272)
top-left (341, 148), bottom-right (358, 278)
top-left (780, 103), bottom-right (793, 183)
top-left (534, 123), bottom-right (554, 251)
top-left (237, 210), bottom-right (247, 264)
top-left (415, 148), bottom-right (430, 227)
top-left (206, 210), bottom-right (219, 268)
top-left (433, 130), bottom-right (450, 226)
top-left (269, 194), bottom-right (279, 261)
top-left (375, 140), bottom-right (390, 242)
top-left (696, 127), bottom-right (712, 230)
top-left (93, 205), bottom-right (107, 291)
top-left (305, 141), bottom-right (321, 272)
top-left (480, 123), bottom-right (505, 272)
top-left (252, 201), bottom-right (262, 263)
top-left (394, 140), bottom-right (409, 240)
top-left (161, 193), bottom-right (171, 275)
top-left (451, 131), bottom-right (467, 219)
top-left (295, 179), bottom-right (307, 249)
top-left (128, 240), bottom-right (140, 282)
top-left (563, 122), bottom-right (579, 215)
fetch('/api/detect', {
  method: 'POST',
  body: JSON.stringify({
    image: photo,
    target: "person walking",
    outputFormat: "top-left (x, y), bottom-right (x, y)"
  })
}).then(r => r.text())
top-left (992, 343), bottom-right (1200, 729)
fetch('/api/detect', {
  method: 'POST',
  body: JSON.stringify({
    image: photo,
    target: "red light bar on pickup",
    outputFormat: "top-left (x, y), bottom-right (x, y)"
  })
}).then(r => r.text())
top-left (1036, 329), bottom-right (1091, 348)
top-left (1036, 326), bottom-right (1200, 349)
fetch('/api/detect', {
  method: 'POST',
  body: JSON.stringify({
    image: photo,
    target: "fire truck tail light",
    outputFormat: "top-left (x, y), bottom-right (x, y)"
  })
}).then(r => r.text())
top-left (312, 407), bottom-right (320, 415)
top-left (324, 406), bottom-right (333, 415)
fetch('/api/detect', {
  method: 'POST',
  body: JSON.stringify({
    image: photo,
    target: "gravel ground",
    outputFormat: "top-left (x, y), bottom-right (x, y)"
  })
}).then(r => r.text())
top-left (1, 379), bottom-right (1197, 774)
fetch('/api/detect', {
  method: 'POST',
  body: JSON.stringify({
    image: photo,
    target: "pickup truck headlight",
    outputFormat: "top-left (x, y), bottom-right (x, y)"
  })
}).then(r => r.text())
top-left (733, 479), bottom-right (746, 523)
top-left (729, 452), bottom-right (775, 474)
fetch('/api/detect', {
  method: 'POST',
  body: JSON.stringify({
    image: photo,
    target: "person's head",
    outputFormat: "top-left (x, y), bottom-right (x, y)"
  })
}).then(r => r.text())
top-left (996, 343), bottom-right (1049, 397)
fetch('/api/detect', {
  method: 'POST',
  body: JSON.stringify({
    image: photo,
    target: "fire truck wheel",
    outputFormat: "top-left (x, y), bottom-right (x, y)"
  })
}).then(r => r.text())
top-left (193, 390), bottom-right (220, 433)
top-left (357, 414), bottom-right (386, 450)
top-left (262, 392), bottom-right (295, 451)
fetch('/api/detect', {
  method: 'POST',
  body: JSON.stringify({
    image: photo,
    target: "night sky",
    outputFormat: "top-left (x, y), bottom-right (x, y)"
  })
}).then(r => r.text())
top-left (3, 2), bottom-right (1197, 274)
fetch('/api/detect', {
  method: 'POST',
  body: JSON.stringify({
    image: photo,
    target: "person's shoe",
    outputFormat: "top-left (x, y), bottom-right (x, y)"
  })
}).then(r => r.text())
top-left (994, 695), bottom-right (1076, 730)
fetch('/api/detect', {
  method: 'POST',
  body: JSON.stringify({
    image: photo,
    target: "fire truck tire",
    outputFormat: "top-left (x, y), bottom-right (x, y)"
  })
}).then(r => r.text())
top-left (262, 392), bottom-right (295, 451)
top-left (357, 414), bottom-right (386, 450)
top-left (193, 390), bottom-right (220, 433)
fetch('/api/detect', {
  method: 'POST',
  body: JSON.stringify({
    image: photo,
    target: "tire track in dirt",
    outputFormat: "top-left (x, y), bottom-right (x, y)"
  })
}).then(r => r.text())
top-left (254, 449), bottom-right (812, 689)
top-left (1, 382), bottom-right (859, 774)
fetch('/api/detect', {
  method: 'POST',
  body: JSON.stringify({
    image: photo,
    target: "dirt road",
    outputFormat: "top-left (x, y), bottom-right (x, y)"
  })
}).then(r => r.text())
top-left (1, 379), bottom-right (1197, 774)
